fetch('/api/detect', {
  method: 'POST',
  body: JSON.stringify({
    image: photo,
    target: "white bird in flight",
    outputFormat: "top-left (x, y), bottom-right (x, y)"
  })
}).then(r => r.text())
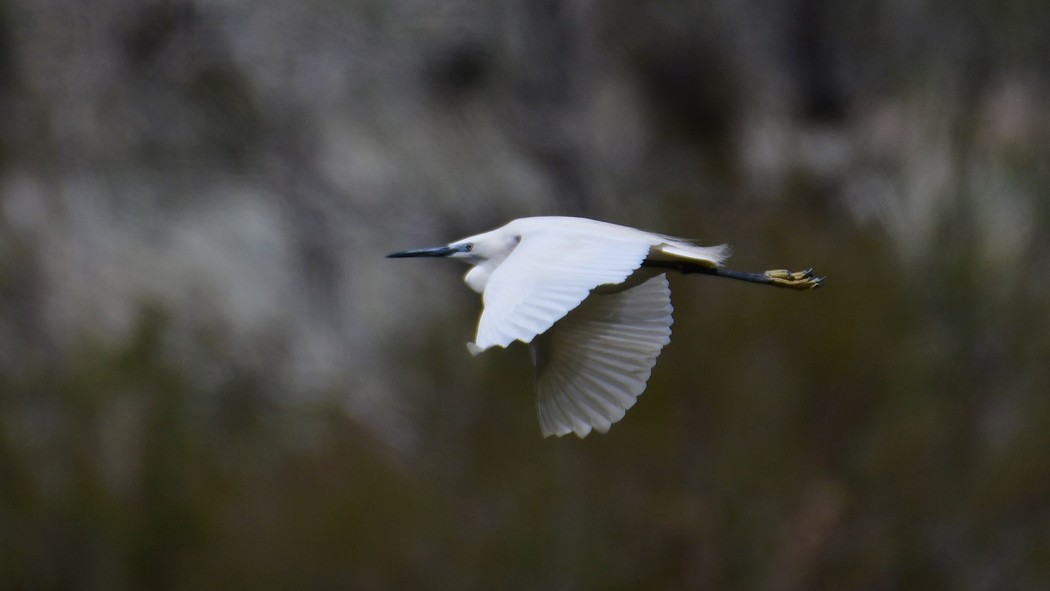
top-left (389, 216), bottom-right (823, 438)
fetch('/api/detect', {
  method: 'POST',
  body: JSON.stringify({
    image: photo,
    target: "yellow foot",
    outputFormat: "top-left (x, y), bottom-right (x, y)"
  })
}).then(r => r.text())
top-left (763, 268), bottom-right (824, 290)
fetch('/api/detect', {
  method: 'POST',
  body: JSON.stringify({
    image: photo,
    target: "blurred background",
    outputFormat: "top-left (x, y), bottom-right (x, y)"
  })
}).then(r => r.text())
top-left (2, 0), bottom-right (1049, 589)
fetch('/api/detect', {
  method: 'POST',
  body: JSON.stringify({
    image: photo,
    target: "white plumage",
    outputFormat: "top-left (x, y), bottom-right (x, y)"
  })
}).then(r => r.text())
top-left (389, 216), bottom-right (822, 438)
top-left (532, 273), bottom-right (673, 437)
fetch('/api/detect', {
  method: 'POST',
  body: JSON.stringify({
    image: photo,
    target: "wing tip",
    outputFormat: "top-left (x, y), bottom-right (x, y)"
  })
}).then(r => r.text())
top-left (540, 421), bottom-right (598, 439)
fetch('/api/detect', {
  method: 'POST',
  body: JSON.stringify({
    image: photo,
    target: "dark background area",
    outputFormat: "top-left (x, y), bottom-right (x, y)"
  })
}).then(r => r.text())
top-left (1, 0), bottom-right (1049, 589)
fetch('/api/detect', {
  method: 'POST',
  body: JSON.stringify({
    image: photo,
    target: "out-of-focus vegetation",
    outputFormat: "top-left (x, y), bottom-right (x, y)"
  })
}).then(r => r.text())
top-left (2, 0), bottom-right (1050, 589)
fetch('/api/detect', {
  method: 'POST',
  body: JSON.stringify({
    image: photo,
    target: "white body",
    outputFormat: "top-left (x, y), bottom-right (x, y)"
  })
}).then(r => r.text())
top-left (437, 216), bottom-right (728, 438)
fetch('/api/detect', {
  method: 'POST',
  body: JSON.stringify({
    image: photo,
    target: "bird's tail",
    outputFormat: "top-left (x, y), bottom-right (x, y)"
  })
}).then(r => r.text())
top-left (652, 239), bottom-right (730, 268)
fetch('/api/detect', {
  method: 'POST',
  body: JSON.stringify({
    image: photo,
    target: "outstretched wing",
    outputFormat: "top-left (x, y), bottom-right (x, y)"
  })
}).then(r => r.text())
top-left (531, 274), bottom-right (673, 438)
top-left (472, 232), bottom-right (654, 352)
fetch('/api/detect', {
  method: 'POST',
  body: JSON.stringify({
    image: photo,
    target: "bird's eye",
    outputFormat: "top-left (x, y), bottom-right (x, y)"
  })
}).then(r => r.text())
top-left (463, 242), bottom-right (474, 252)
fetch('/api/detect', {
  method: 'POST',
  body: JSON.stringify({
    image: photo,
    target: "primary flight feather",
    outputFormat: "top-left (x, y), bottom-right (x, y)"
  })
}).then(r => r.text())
top-left (388, 216), bottom-right (822, 438)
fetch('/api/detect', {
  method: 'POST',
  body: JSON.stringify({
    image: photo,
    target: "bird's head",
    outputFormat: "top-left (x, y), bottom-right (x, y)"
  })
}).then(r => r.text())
top-left (387, 228), bottom-right (519, 265)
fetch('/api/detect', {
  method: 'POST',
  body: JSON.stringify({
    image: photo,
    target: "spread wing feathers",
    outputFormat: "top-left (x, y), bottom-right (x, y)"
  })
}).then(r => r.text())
top-left (531, 274), bottom-right (673, 438)
top-left (473, 233), bottom-right (656, 352)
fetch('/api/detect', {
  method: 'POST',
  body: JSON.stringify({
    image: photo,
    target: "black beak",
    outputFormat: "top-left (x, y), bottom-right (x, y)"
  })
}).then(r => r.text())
top-left (387, 245), bottom-right (457, 258)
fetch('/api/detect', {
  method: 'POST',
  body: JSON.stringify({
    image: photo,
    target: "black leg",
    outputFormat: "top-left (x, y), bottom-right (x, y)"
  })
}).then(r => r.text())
top-left (642, 260), bottom-right (824, 290)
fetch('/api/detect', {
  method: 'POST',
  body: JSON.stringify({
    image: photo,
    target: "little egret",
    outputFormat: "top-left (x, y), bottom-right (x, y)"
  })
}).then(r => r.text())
top-left (388, 216), bottom-right (823, 438)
